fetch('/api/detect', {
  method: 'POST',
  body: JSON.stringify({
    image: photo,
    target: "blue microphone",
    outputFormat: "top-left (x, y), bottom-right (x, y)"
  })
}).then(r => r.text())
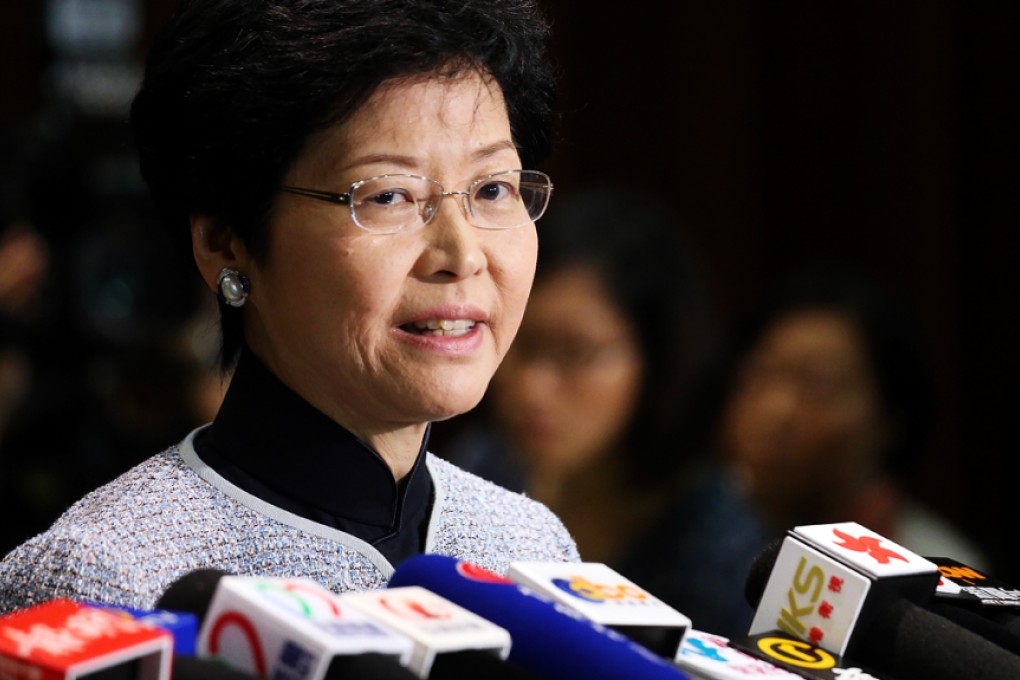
top-left (388, 554), bottom-right (690, 680)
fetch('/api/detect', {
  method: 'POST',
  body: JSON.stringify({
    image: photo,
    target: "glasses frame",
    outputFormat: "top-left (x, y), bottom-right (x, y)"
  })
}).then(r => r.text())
top-left (280, 169), bottom-right (553, 234)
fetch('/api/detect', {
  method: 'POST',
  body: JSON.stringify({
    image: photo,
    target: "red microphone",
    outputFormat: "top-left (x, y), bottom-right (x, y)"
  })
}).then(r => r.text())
top-left (0, 598), bottom-right (174, 680)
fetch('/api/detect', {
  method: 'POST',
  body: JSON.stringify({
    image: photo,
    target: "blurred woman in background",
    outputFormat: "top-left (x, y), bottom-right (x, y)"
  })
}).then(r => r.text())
top-left (441, 188), bottom-right (772, 638)
top-left (712, 267), bottom-right (989, 568)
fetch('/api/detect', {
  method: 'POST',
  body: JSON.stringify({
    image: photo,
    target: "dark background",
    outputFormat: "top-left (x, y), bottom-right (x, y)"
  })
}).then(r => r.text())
top-left (1, 2), bottom-right (1017, 580)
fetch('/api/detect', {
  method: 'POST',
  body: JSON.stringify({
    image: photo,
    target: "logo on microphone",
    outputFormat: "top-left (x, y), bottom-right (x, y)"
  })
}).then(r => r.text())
top-left (937, 563), bottom-right (987, 584)
top-left (550, 576), bottom-right (650, 605)
top-left (775, 556), bottom-right (848, 645)
top-left (755, 636), bottom-right (836, 670)
top-left (378, 595), bottom-right (454, 621)
top-left (456, 561), bottom-right (514, 584)
top-left (831, 529), bottom-right (908, 565)
top-left (256, 581), bottom-right (343, 619)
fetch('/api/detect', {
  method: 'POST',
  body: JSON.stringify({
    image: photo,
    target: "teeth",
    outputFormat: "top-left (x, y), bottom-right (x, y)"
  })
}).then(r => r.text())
top-left (410, 319), bottom-right (476, 337)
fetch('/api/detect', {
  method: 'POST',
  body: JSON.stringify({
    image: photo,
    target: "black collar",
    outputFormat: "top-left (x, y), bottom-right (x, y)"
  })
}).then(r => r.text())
top-left (193, 349), bottom-right (433, 564)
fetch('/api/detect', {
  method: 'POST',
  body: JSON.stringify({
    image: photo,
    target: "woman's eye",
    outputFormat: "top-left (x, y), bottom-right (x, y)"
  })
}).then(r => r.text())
top-left (363, 188), bottom-right (414, 207)
top-left (474, 181), bottom-right (515, 202)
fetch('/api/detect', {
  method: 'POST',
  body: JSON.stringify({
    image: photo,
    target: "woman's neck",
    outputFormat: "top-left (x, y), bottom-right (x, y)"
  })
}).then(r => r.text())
top-left (359, 424), bottom-right (430, 481)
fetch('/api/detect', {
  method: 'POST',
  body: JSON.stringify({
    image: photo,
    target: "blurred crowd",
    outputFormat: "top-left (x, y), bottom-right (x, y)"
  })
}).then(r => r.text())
top-left (0, 120), bottom-right (226, 554)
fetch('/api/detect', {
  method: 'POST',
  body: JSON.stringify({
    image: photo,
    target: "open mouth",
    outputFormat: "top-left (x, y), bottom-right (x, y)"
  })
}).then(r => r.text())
top-left (401, 319), bottom-right (478, 337)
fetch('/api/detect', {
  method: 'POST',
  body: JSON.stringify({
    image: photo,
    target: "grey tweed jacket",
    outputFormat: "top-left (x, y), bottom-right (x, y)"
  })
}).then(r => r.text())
top-left (0, 427), bottom-right (579, 613)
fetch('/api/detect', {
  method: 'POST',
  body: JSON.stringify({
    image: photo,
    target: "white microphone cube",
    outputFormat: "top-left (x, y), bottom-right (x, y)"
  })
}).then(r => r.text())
top-left (508, 561), bottom-right (692, 661)
top-left (748, 521), bottom-right (939, 657)
top-left (340, 585), bottom-right (511, 678)
top-left (199, 575), bottom-right (412, 679)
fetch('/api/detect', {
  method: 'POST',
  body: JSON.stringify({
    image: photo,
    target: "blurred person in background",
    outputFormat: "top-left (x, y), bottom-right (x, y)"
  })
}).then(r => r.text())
top-left (0, 124), bottom-right (222, 557)
top-left (710, 266), bottom-right (990, 568)
top-left (440, 187), bottom-right (773, 638)
top-left (1, 135), bottom-right (57, 553)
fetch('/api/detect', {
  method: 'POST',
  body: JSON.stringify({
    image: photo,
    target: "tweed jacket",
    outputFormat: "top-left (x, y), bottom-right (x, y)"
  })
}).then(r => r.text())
top-left (0, 427), bottom-right (579, 613)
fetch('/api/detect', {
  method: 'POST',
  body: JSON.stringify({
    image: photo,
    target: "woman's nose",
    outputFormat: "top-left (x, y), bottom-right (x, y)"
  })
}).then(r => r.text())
top-left (414, 195), bottom-right (486, 280)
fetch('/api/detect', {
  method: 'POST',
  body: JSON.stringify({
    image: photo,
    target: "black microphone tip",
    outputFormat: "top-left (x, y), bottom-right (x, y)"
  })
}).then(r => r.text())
top-left (744, 537), bottom-right (784, 608)
top-left (156, 568), bottom-right (232, 623)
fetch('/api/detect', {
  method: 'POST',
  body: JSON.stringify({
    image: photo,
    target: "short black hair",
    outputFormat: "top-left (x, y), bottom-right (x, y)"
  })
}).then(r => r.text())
top-left (130, 0), bottom-right (557, 369)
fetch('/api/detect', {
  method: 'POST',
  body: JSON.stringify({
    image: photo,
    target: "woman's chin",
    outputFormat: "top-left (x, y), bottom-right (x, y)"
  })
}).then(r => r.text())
top-left (411, 384), bottom-right (487, 423)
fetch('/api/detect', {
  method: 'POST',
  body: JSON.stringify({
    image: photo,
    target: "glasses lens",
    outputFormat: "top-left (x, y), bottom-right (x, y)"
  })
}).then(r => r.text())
top-left (469, 170), bottom-right (552, 229)
top-left (350, 175), bottom-right (438, 233)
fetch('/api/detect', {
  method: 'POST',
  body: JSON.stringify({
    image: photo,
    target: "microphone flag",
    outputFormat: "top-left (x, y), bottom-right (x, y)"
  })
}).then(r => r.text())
top-left (747, 521), bottom-right (939, 658)
top-left (507, 560), bottom-right (691, 660)
top-left (0, 599), bottom-right (173, 680)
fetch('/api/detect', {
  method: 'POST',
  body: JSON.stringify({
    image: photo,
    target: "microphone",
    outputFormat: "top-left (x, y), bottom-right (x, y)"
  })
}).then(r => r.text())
top-left (156, 569), bottom-right (418, 679)
top-left (742, 522), bottom-right (1020, 680)
top-left (675, 629), bottom-right (800, 679)
top-left (388, 553), bottom-right (692, 679)
top-left (170, 655), bottom-right (266, 679)
top-left (749, 543), bottom-right (1020, 656)
top-left (340, 585), bottom-right (541, 679)
top-left (85, 602), bottom-right (200, 656)
top-left (928, 556), bottom-right (1020, 616)
top-left (0, 598), bottom-right (174, 680)
top-left (918, 557), bottom-right (1020, 655)
top-left (746, 522), bottom-right (940, 656)
top-left (506, 560), bottom-right (692, 660)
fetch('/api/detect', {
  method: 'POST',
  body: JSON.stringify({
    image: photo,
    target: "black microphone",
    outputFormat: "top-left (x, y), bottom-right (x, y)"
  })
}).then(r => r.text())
top-left (927, 557), bottom-right (1020, 633)
top-left (743, 523), bottom-right (1020, 680)
top-left (748, 541), bottom-right (1020, 657)
top-left (172, 655), bottom-right (262, 679)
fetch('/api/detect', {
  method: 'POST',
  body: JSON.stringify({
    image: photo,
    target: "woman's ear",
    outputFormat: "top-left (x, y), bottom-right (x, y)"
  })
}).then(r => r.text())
top-left (191, 215), bottom-right (250, 293)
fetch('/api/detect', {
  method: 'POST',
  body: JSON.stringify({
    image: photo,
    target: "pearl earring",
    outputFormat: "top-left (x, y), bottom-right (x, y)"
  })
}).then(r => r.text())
top-left (217, 267), bottom-right (250, 307)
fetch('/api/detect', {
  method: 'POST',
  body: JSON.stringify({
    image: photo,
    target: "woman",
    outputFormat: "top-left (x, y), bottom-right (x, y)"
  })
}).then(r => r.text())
top-left (440, 188), bottom-right (772, 638)
top-left (0, 0), bottom-right (578, 613)
top-left (713, 267), bottom-right (989, 568)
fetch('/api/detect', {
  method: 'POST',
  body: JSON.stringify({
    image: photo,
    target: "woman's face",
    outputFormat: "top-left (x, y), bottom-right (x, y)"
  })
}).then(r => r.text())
top-left (489, 265), bottom-right (645, 477)
top-left (719, 309), bottom-right (889, 523)
top-left (241, 71), bottom-right (537, 441)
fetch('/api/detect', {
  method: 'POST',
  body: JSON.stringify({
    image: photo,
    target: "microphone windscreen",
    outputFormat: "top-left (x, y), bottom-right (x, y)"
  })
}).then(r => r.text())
top-left (744, 538), bottom-right (782, 608)
top-left (927, 600), bottom-right (1020, 657)
top-left (859, 598), bottom-right (1020, 680)
top-left (426, 649), bottom-right (542, 680)
top-left (324, 652), bottom-right (420, 679)
top-left (172, 655), bottom-right (261, 679)
top-left (157, 568), bottom-right (231, 623)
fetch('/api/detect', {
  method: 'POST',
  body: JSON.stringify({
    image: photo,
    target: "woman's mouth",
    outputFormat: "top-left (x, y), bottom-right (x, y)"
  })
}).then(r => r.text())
top-left (401, 319), bottom-right (478, 337)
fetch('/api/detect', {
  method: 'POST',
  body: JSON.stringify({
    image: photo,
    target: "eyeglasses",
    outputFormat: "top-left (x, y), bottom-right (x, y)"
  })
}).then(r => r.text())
top-left (280, 169), bottom-right (553, 234)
